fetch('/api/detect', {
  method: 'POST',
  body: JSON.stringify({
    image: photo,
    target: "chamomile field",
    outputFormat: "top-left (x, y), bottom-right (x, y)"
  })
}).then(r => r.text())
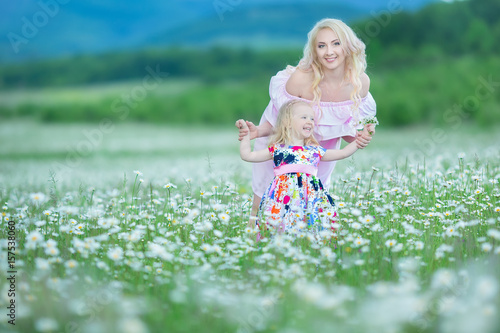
top-left (1, 121), bottom-right (500, 333)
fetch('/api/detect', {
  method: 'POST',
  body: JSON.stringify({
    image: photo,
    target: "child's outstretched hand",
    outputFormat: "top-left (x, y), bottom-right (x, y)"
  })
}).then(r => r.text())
top-left (235, 119), bottom-right (257, 141)
top-left (355, 134), bottom-right (365, 149)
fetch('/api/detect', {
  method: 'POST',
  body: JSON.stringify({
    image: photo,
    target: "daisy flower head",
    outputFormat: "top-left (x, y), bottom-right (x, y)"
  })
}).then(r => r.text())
top-left (360, 215), bottom-right (374, 224)
top-left (474, 276), bottom-right (499, 301)
top-left (351, 208), bottom-right (362, 217)
top-left (385, 239), bottom-right (397, 248)
top-left (26, 230), bottom-right (44, 248)
top-left (444, 226), bottom-right (459, 237)
top-left (201, 243), bottom-right (212, 253)
top-left (35, 220), bottom-right (46, 227)
top-left (44, 243), bottom-right (60, 256)
top-left (481, 243), bottom-right (493, 252)
top-left (351, 222), bottom-right (362, 230)
top-left (133, 170), bottom-right (143, 176)
top-left (107, 247), bottom-right (124, 261)
top-left (30, 192), bottom-right (47, 206)
top-left (487, 229), bottom-right (500, 241)
top-left (218, 213), bottom-right (230, 224)
top-left (65, 259), bottom-right (78, 269)
top-left (325, 210), bottom-right (337, 220)
top-left (391, 243), bottom-right (404, 253)
top-left (415, 241), bottom-right (425, 250)
top-left (354, 259), bottom-right (365, 266)
top-left (431, 269), bottom-right (457, 289)
top-left (35, 258), bottom-right (51, 271)
top-left (353, 237), bottom-right (365, 247)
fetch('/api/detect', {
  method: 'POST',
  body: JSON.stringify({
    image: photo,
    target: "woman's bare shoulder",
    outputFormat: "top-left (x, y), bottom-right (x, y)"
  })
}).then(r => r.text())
top-left (360, 72), bottom-right (371, 97)
top-left (286, 67), bottom-right (313, 97)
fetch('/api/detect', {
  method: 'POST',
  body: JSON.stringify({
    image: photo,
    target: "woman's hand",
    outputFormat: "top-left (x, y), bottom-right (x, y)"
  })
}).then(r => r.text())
top-left (365, 124), bottom-right (376, 136)
top-left (235, 119), bottom-right (258, 141)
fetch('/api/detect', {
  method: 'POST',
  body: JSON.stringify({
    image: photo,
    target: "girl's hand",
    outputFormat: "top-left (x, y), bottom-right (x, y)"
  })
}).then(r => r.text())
top-left (236, 119), bottom-right (248, 129)
top-left (235, 119), bottom-right (248, 141)
top-left (355, 134), bottom-right (365, 149)
top-left (356, 130), bottom-right (371, 149)
top-left (236, 120), bottom-right (258, 141)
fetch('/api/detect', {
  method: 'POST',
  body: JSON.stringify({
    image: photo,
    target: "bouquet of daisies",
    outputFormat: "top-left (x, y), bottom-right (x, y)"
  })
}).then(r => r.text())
top-left (358, 116), bottom-right (378, 135)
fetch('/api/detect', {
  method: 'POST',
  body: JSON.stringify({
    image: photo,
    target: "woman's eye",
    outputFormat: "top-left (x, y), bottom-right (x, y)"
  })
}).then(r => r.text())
top-left (318, 44), bottom-right (325, 48)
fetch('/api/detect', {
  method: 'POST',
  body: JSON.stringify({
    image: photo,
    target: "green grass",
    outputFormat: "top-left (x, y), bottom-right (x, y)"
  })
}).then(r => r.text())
top-left (1, 122), bottom-right (500, 333)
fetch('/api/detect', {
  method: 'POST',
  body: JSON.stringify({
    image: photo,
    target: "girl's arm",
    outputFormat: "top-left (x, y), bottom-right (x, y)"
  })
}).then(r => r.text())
top-left (238, 120), bottom-right (273, 163)
top-left (321, 141), bottom-right (358, 162)
top-left (236, 120), bottom-right (273, 141)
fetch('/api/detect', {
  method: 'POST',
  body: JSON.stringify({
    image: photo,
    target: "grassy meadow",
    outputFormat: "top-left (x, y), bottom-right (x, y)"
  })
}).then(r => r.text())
top-left (2, 1), bottom-right (500, 331)
top-left (1, 119), bottom-right (500, 333)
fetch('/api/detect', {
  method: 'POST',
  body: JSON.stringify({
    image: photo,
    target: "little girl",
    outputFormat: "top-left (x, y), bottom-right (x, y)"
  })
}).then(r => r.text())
top-left (238, 99), bottom-right (368, 235)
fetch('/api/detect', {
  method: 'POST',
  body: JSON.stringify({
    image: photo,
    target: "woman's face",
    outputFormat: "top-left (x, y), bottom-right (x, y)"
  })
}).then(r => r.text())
top-left (315, 28), bottom-right (346, 71)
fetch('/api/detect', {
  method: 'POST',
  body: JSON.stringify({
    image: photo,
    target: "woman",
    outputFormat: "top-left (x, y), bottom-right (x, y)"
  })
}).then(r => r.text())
top-left (236, 18), bottom-right (377, 224)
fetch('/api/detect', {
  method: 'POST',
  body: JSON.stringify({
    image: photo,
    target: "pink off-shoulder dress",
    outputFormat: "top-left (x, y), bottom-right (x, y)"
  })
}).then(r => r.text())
top-left (252, 66), bottom-right (377, 197)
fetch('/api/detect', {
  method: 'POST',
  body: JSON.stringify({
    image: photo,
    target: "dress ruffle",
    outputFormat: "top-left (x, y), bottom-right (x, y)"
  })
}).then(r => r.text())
top-left (262, 66), bottom-right (377, 140)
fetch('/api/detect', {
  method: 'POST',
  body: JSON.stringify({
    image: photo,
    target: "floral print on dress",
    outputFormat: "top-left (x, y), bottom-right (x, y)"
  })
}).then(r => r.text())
top-left (258, 144), bottom-right (337, 235)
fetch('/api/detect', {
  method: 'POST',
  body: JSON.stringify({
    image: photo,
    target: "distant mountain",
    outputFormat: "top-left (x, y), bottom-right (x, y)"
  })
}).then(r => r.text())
top-left (146, 2), bottom-right (366, 49)
top-left (0, 0), bottom-right (438, 63)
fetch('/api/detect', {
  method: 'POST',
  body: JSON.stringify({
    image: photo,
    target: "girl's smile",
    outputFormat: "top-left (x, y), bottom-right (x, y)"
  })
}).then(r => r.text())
top-left (291, 104), bottom-right (315, 144)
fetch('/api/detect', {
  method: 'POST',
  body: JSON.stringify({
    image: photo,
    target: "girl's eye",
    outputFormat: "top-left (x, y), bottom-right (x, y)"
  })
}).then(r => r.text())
top-left (318, 44), bottom-right (325, 48)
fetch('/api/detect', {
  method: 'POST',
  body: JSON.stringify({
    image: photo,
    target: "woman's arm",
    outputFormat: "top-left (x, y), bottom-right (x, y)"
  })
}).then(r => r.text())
top-left (344, 73), bottom-right (375, 147)
top-left (238, 120), bottom-right (273, 162)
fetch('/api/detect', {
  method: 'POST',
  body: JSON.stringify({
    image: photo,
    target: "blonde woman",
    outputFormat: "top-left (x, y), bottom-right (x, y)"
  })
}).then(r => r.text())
top-left (236, 18), bottom-right (377, 224)
top-left (238, 100), bottom-right (369, 233)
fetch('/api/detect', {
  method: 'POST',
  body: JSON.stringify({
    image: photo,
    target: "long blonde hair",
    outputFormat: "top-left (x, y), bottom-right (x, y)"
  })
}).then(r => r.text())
top-left (269, 100), bottom-right (319, 146)
top-left (298, 18), bottom-right (366, 120)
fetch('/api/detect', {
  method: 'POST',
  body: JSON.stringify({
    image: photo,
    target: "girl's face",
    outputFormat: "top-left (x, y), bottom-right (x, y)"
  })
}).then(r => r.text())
top-left (315, 28), bottom-right (346, 71)
top-left (290, 104), bottom-right (315, 142)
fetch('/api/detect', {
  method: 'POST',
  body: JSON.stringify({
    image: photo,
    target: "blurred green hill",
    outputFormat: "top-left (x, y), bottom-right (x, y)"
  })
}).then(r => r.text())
top-left (0, 0), bottom-right (499, 127)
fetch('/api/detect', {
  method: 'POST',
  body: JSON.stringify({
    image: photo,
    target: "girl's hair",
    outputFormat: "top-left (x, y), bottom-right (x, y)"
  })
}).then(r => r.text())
top-left (269, 99), bottom-right (320, 146)
top-left (298, 18), bottom-right (366, 122)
